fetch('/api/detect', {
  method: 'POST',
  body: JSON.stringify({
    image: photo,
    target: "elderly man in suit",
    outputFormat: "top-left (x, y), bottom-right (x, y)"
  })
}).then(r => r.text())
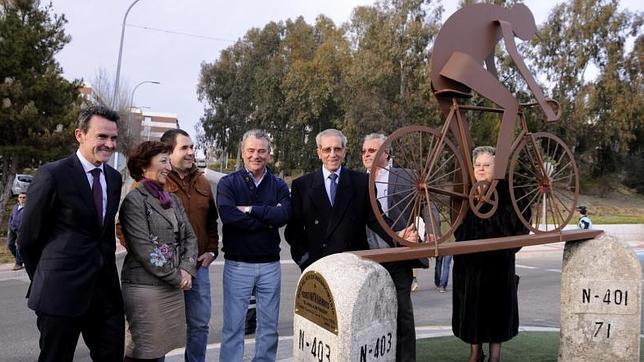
top-left (286, 128), bottom-right (418, 271)
top-left (19, 105), bottom-right (124, 362)
top-left (361, 133), bottom-right (439, 362)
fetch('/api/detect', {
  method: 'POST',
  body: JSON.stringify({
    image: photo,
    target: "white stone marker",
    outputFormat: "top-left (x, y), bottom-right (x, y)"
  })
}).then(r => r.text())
top-left (293, 253), bottom-right (397, 362)
top-left (559, 233), bottom-right (641, 361)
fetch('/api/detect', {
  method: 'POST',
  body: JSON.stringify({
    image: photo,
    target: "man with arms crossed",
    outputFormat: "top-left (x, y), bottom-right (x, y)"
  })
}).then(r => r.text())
top-left (217, 129), bottom-right (291, 361)
top-left (161, 129), bottom-right (219, 362)
top-left (19, 105), bottom-right (124, 361)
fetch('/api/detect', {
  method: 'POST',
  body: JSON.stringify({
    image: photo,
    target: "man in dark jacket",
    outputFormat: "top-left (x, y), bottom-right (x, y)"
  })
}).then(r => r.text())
top-left (19, 105), bottom-right (124, 362)
top-left (217, 129), bottom-right (291, 361)
top-left (161, 129), bottom-right (219, 362)
top-left (8, 192), bottom-right (26, 270)
top-left (361, 133), bottom-right (438, 362)
top-left (285, 129), bottom-right (417, 271)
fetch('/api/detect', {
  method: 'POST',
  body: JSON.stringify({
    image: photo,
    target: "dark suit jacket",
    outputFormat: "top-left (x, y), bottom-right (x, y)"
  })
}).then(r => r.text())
top-left (285, 167), bottom-right (390, 270)
top-left (18, 154), bottom-right (123, 317)
top-left (367, 167), bottom-right (436, 268)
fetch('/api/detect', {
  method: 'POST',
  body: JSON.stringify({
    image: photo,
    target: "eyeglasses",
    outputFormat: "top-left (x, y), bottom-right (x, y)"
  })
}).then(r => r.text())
top-left (474, 163), bottom-right (493, 169)
top-left (361, 148), bottom-right (378, 155)
top-left (320, 146), bottom-right (344, 155)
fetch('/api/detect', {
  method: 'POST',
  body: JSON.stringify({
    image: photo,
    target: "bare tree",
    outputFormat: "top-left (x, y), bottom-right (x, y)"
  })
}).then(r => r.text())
top-left (89, 68), bottom-right (142, 157)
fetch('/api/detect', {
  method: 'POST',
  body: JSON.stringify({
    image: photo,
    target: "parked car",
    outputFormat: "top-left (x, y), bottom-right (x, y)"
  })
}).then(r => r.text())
top-left (12, 174), bottom-right (33, 196)
top-left (196, 158), bottom-right (207, 168)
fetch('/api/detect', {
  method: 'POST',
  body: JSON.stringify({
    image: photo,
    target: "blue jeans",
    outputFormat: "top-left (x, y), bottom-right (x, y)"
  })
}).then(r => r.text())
top-left (184, 266), bottom-right (212, 362)
top-left (220, 260), bottom-right (280, 362)
top-left (434, 255), bottom-right (452, 288)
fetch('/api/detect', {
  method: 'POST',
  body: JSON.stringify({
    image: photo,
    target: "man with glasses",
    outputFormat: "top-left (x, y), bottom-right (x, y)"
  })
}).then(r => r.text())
top-left (286, 129), bottom-right (418, 271)
top-left (361, 133), bottom-right (439, 362)
top-left (8, 192), bottom-right (26, 270)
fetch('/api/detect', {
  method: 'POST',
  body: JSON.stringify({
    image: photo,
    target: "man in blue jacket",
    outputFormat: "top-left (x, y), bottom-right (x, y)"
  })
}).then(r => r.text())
top-left (217, 129), bottom-right (291, 361)
top-left (8, 192), bottom-right (26, 270)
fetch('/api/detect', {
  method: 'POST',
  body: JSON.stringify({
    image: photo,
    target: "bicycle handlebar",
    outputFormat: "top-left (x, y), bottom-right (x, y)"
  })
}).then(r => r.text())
top-left (519, 99), bottom-right (561, 121)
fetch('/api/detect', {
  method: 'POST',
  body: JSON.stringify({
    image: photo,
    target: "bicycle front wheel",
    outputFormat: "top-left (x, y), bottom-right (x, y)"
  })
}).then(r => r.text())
top-left (368, 126), bottom-right (469, 246)
top-left (508, 132), bottom-right (579, 232)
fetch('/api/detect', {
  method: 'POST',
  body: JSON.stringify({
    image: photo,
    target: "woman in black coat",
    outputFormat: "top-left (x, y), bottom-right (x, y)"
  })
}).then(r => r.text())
top-left (452, 146), bottom-right (530, 362)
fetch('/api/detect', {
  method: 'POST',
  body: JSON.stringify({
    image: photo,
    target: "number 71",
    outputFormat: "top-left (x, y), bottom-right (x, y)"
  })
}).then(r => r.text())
top-left (593, 321), bottom-right (611, 338)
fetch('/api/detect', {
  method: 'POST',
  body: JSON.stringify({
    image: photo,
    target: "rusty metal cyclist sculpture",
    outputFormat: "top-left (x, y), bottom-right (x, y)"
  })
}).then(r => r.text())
top-left (368, 3), bottom-right (579, 247)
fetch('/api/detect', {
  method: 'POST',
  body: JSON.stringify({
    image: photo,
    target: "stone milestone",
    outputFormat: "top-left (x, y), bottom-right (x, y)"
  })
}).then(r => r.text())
top-left (559, 233), bottom-right (641, 361)
top-left (293, 253), bottom-right (398, 362)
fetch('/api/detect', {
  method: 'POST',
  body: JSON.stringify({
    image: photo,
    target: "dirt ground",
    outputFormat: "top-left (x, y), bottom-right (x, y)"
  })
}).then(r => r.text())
top-left (577, 183), bottom-right (644, 223)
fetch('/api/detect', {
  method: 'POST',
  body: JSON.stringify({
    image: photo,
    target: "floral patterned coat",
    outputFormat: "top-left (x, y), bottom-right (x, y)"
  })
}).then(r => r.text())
top-left (119, 184), bottom-right (198, 288)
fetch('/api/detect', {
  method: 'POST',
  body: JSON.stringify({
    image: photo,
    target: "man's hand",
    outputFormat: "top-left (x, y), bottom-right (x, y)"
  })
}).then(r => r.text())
top-left (197, 251), bottom-right (216, 268)
top-left (398, 225), bottom-right (419, 243)
top-left (237, 205), bottom-right (252, 214)
top-left (180, 269), bottom-right (192, 290)
top-left (426, 233), bottom-right (438, 245)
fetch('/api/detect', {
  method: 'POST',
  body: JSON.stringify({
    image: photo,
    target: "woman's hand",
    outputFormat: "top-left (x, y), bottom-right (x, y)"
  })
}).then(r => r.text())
top-left (180, 269), bottom-right (192, 290)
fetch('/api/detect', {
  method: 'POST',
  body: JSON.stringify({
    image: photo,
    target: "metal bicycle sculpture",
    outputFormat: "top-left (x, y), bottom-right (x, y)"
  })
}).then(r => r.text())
top-left (368, 3), bottom-right (579, 248)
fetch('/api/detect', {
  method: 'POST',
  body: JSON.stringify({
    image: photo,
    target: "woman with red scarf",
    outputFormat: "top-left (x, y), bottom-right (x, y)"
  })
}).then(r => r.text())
top-left (119, 141), bottom-right (198, 361)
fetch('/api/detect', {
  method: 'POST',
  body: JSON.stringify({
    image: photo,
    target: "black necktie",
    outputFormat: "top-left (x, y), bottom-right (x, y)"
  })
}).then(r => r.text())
top-left (90, 168), bottom-right (103, 225)
top-left (329, 173), bottom-right (338, 206)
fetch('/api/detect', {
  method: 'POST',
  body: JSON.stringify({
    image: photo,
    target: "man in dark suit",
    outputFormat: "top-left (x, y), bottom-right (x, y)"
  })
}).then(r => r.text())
top-left (19, 105), bottom-right (124, 362)
top-left (285, 129), bottom-right (417, 271)
top-left (362, 133), bottom-right (439, 362)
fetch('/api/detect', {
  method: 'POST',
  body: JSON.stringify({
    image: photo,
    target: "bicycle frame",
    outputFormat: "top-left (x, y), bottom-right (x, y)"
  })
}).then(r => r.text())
top-left (367, 97), bottom-right (578, 247)
top-left (428, 98), bottom-right (532, 190)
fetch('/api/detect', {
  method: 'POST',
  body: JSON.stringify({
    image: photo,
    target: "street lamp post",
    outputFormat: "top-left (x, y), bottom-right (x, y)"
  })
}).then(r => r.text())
top-left (112, 0), bottom-right (144, 108)
top-left (130, 80), bottom-right (161, 108)
top-left (128, 80), bottom-right (160, 141)
top-left (112, 80), bottom-right (159, 171)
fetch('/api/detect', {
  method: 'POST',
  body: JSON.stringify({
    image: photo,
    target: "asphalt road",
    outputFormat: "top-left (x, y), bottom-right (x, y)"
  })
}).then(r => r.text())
top-left (1, 237), bottom-right (642, 361)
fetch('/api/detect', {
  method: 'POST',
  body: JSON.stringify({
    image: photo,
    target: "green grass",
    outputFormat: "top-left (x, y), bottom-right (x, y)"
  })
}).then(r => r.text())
top-left (592, 214), bottom-right (644, 224)
top-left (417, 332), bottom-right (644, 361)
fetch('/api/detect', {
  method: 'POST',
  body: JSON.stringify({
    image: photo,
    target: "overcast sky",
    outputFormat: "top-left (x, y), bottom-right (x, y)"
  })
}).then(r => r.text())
top-left (49, 0), bottom-right (642, 143)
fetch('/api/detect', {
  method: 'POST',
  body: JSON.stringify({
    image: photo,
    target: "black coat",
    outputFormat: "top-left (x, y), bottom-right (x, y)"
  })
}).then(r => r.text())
top-left (18, 154), bottom-right (123, 317)
top-left (285, 167), bottom-right (389, 271)
top-left (451, 180), bottom-right (529, 344)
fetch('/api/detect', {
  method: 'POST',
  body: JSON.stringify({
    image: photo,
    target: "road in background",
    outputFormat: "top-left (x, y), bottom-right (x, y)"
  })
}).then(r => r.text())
top-left (0, 226), bottom-right (641, 361)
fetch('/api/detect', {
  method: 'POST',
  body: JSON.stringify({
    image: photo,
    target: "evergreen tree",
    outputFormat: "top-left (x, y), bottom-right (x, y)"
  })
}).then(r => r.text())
top-left (0, 0), bottom-right (81, 224)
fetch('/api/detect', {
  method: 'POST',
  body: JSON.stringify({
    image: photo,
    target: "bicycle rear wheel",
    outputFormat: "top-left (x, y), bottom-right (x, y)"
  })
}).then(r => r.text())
top-left (368, 126), bottom-right (469, 246)
top-left (508, 132), bottom-right (579, 232)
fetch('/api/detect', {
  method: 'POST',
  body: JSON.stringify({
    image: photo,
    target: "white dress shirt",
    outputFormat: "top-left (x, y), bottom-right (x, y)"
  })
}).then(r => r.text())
top-left (76, 149), bottom-right (107, 220)
top-left (245, 167), bottom-right (267, 187)
top-left (322, 166), bottom-right (341, 206)
top-left (372, 167), bottom-right (389, 215)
